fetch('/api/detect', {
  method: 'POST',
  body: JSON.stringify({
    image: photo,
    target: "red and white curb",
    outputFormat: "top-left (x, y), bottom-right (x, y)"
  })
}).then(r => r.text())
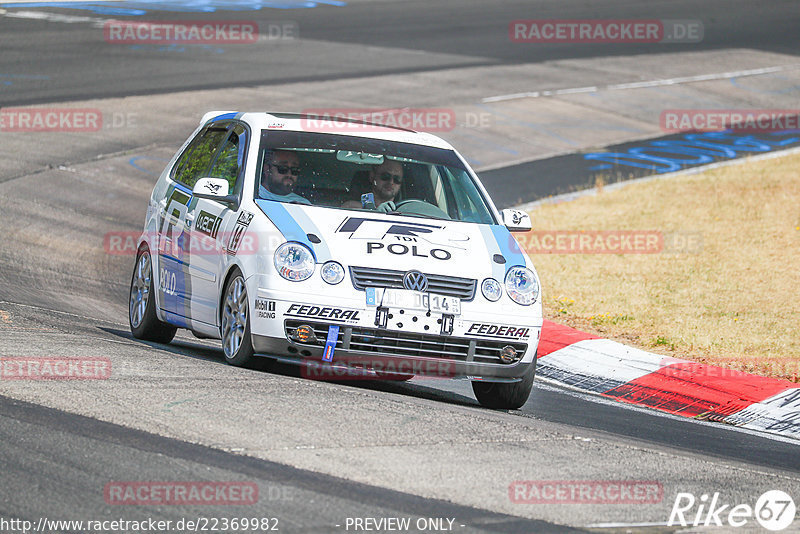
top-left (537, 320), bottom-right (800, 439)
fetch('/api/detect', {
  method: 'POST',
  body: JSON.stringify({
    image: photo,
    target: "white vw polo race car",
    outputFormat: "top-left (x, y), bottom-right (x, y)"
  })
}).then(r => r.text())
top-left (129, 111), bottom-right (542, 409)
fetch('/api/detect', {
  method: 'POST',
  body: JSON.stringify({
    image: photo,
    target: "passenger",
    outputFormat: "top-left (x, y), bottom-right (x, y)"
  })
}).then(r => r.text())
top-left (342, 159), bottom-right (403, 209)
top-left (259, 149), bottom-right (311, 204)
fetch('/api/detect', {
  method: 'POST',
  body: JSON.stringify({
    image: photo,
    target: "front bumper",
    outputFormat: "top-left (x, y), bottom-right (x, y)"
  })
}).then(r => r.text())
top-left (248, 278), bottom-right (541, 381)
top-left (252, 319), bottom-right (538, 381)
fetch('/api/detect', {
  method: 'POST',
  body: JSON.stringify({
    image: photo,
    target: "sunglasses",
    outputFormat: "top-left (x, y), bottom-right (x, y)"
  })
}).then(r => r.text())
top-left (271, 163), bottom-right (301, 176)
top-left (377, 172), bottom-right (403, 185)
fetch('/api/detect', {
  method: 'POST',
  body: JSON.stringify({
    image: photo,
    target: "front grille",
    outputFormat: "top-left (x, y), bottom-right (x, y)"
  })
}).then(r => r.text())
top-left (284, 320), bottom-right (526, 364)
top-left (349, 267), bottom-right (477, 301)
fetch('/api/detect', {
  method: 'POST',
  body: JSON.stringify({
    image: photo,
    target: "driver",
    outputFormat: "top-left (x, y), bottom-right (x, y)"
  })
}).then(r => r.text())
top-left (259, 149), bottom-right (311, 204)
top-left (342, 159), bottom-right (403, 209)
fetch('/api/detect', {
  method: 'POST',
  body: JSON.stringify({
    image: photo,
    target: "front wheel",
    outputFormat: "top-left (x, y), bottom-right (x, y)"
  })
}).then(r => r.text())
top-left (129, 248), bottom-right (177, 343)
top-left (220, 272), bottom-right (255, 367)
top-left (472, 351), bottom-right (537, 410)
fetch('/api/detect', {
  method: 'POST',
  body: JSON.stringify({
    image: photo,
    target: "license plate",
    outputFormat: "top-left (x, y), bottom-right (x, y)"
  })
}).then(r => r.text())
top-left (366, 288), bottom-right (461, 316)
top-left (428, 293), bottom-right (461, 315)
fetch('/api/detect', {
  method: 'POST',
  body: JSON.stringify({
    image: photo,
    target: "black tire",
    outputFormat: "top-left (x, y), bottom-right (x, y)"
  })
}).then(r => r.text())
top-left (472, 351), bottom-right (537, 410)
top-left (220, 271), bottom-right (256, 367)
top-left (129, 248), bottom-right (177, 344)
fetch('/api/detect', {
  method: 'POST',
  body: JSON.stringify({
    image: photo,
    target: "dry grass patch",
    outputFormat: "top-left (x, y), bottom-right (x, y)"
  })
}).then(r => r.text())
top-left (524, 153), bottom-right (800, 381)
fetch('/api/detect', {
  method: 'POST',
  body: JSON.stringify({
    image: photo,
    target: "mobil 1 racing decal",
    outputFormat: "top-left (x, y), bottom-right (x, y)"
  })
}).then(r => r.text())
top-left (336, 216), bottom-right (469, 261)
top-left (226, 211), bottom-right (254, 256)
top-left (195, 210), bottom-right (222, 239)
top-left (285, 304), bottom-right (361, 324)
top-left (254, 298), bottom-right (276, 319)
top-left (466, 322), bottom-right (531, 340)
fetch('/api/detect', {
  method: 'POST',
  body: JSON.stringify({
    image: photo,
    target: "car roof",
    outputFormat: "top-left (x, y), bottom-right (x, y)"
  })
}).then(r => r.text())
top-left (200, 111), bottom-right (456, 151)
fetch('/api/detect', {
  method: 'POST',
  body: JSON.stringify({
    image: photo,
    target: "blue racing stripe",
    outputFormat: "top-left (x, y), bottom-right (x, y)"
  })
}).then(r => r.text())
top-left (255, 200), bottom-right (330, 262)
top-left (281, 204), bottom-right (332, 262)
top-left (489, 225), bottom-right (527, 271)
top-left (478, 225), bottom-right (505, 282)
top-left (210, 112), bottom-right (238, 123)
top-left (162, 310), bottom-right (191, 329)
top-left (172, 180), bottom-right (192, 195)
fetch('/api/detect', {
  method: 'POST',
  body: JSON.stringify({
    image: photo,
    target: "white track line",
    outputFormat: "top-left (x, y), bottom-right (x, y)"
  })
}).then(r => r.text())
top-left (0, 9), bottom-right (110, 27)
top-left (483, 65), bottom-right (800, 103)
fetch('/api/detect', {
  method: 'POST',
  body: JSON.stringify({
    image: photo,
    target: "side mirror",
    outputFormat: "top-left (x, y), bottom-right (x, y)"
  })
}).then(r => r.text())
top-left (500, 209), bottom-right (532, 232)
top-left (192, 177), bottom-right (238, 208)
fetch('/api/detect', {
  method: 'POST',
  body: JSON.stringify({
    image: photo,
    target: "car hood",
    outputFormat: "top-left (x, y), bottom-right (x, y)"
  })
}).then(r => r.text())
top-left (255, 200), bottom-right (527, 280)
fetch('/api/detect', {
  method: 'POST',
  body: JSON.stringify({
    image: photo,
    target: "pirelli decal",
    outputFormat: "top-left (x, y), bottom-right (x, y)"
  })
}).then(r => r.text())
top-left (466, 323), bottom-right (531, 339)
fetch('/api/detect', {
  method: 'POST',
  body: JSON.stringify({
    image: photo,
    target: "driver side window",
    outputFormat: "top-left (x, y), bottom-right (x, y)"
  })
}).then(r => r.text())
top-left (207, 126), bottom-right (245, 194)
top-left (172, 127), bottom-right (228, 188)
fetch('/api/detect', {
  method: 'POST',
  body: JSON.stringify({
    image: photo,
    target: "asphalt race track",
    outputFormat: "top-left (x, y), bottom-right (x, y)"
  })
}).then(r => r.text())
top-left (1, 1), bottom-right (799, 532)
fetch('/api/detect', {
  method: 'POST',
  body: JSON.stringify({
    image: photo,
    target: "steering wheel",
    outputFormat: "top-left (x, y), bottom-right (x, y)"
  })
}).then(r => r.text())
top-left (393, 199), bottom-right (423, 209)
top-left (391, 199), bottom-right (451, 219)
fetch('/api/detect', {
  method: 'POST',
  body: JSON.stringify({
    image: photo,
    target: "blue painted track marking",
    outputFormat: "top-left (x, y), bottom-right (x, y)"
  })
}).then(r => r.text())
top-left (584, 131), bottom-right (800, 174)
top-left (0, 74), bottom-right (50, 87)
top-left (0, 1), bottom-right (346, 15)
top-left (129, 156), bottom-right (170, 176)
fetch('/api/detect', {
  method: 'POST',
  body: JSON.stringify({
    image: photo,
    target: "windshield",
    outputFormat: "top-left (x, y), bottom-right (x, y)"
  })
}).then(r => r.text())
top-left (255, 130), bottom-right (496, 224)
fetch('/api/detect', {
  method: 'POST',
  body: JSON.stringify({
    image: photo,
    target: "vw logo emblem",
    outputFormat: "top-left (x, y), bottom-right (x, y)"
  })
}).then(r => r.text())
top-left (403, 271), bottom-right (428, 292)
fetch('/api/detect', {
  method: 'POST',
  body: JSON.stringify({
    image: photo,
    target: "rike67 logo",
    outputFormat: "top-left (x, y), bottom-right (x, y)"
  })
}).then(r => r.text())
top-left (669, 490), bottom-right (796, 531)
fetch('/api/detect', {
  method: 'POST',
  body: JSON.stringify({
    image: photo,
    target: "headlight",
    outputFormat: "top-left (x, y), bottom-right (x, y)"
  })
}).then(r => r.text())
top-left (321, 261), bottom-right (345, 285)
top-left (505, 266), bottom-right (539, 305)
top-left (481, 278), bottom-right (502, 301)
top-left (274, 242), bottom-right (315, 282)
